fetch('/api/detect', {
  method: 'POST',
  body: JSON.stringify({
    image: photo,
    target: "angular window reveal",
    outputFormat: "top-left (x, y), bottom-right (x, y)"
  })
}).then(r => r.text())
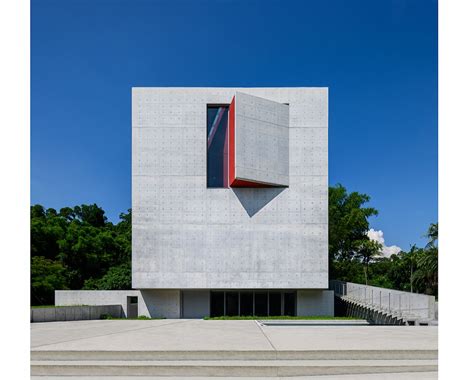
top-left (207, 93), bottom-right (289, 189)
top-left (207, 106), bottom-right (229, 188)
top-left (229, 92), bottom-right (289, 187)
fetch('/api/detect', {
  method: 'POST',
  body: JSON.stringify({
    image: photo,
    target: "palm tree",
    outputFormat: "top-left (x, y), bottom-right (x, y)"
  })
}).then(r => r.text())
top-left (357, 239), bottom-right (383, 285)
top-left (413, 223), bottom-right (438, 296)
top-left (425, 222), bottom-right (438, 249)
top-left (406, 245), bottom-right (420, 293)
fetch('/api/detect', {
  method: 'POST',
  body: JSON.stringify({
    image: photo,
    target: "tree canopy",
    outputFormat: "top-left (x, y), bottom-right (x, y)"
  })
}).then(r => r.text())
top-left (328, 185), bottom-right (438, 296)
top-left (30, 204), bottom-right (131, 305)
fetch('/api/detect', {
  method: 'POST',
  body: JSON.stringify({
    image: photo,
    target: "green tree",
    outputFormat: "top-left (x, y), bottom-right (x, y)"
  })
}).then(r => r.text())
top-left (366, 257), bottom-right (395, 289)
top-left (83, 263), bottom-right (131, 290)
top-left (328, 184), bottom-right (378, 280)
top-left (31, 205), bottom-right (67, 260)
top-left (413, 223), bottom-right (438, 296)
top-left (30, 204), bottom-right (133, 305)
top-left (356, 239), bottom-right (383, 285)
top-left (57, 223), bottom-right (122, 288)
top-left (73, 204), bottom-right (107, 227)
top-left (31, 256), bottom-right (68, 305)
top-left (426, 222), bottom-right (438, 248)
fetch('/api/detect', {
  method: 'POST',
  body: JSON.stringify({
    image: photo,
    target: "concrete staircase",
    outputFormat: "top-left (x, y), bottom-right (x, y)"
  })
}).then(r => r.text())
top-left (340, 296), bottom-right (435, 326)
top-left (331, 280), bottom-right (437, 326)
top-left (31, 349), bottom-right (438, 377)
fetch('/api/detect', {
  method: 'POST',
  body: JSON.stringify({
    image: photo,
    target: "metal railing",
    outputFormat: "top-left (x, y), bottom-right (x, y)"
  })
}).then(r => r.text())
top-left (330, 280), bottom-right (436, 321)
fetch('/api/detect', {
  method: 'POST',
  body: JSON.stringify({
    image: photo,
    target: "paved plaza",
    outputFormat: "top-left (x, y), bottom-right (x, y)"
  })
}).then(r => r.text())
top-left (32, 319), bottom-right (437, 352)
top-left (31, 319), bottom-right (437, 378)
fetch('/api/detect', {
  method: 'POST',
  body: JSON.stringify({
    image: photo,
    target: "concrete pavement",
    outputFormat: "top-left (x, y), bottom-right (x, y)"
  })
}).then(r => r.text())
top-left (31, 319), bottom-right (438, 378)
top-left (31, 319), bottom-right (438, 352)
top-left (32, 374), bottom-right (439, 380)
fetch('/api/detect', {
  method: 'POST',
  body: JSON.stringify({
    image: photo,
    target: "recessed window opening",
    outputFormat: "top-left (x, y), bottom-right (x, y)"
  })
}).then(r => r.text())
top-left (209, 290), bottom-right (296, 317)
top-left (207, 105), bottom-right (229, 188)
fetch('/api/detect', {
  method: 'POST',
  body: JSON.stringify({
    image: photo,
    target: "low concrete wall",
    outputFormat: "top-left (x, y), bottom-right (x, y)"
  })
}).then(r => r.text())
top-left (55, 290), bottom-right (180, 319)
top-left (55, 290), bottom-right (140, 318)
top-left (31, 305), bottom-right (122, 323)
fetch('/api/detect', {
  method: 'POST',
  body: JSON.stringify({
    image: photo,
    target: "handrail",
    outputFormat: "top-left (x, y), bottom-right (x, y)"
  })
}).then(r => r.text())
top-left (330, 280), bottom-right (436, 321)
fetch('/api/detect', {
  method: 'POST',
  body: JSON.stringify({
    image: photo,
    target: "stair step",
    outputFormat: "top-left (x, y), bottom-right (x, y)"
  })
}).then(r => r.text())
top-left (31, 359), bottom-right (438, 377)
top-left (31, 349), bottom-right (438, 361)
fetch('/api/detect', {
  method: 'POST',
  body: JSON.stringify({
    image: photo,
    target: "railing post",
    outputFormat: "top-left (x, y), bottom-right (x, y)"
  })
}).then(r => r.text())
top-left (380, 291), bottom-right (382, 308)
top-left (388, 293), bottom-right (391, 312)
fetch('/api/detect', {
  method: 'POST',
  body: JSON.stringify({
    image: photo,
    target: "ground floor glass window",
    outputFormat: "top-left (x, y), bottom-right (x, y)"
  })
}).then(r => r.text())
top-left (210, 290), bottom-right (296, 317)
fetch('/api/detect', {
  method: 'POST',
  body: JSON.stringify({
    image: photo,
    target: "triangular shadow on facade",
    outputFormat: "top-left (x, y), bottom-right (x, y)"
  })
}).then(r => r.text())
top-left (232, 188), bottom-right (286, 217)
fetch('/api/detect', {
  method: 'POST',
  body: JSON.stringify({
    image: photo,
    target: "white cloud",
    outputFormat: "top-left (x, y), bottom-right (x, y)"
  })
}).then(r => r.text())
top-left (367, 228), bottom-right (402, 258)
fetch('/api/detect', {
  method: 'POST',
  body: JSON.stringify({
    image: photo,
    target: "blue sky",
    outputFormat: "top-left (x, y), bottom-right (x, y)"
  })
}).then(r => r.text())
top-left (31, 0), bottom-right (438, 250)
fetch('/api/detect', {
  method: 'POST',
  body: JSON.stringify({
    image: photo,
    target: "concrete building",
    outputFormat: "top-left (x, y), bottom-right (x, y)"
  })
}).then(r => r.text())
top-left (56, 87), bottom-right (332, 318)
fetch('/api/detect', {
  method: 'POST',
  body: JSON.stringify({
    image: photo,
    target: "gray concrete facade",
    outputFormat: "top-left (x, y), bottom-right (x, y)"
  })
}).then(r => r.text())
top-left (55, 88), bottom-right (330, 319)
top-left (181, 290), bottom-right (211, 319)
top-left (132, 87), bottom-right (328, 291)
top-left (56, 289), bottom-right (334, 318)
top-left (297, 290), bottom-right (334, 317)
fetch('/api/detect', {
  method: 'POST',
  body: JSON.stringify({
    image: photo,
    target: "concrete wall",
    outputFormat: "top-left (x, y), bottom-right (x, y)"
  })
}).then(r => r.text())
top-left (31, 305), bottom-right (122, 323)
top-left (55, 290), bottom-right (181, 319)
top-left (55, 290), bottom-right (140, 318)
top-left (139, 290), bottom-right (181, 319)
top-left (132, 87), bottom-right (328, 290)
top-left (54, 289), bottom-right (336, 318)
top-left (297, 290), bottom-right (334, 317)
top-left (181, 290), bottom-right (210, 318)
top-left (234, 92), bottom-right (289, 186)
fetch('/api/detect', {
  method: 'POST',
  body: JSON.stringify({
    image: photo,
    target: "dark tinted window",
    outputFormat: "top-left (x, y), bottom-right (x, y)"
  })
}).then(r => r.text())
top-left (225, 292), bottom-right (239, 316)
top-left (240, 292), bottom-right (253, 316)
top-left (255, 292), bottom-right (268, 316)
top-left (210, 292), bottom-right (225, 317)
top-left (269, 292), bottom-right (282, 316)
top-left (284, 292), bottom-right (296, 316)
top-left (207, 106), bottom-right (229, 188)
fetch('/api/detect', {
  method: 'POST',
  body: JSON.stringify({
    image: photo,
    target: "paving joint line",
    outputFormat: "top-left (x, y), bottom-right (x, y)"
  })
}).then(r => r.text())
top-left (254, 320), bottom-right (277, 356)
top-left (31, 319), bottom-right (194, 349)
